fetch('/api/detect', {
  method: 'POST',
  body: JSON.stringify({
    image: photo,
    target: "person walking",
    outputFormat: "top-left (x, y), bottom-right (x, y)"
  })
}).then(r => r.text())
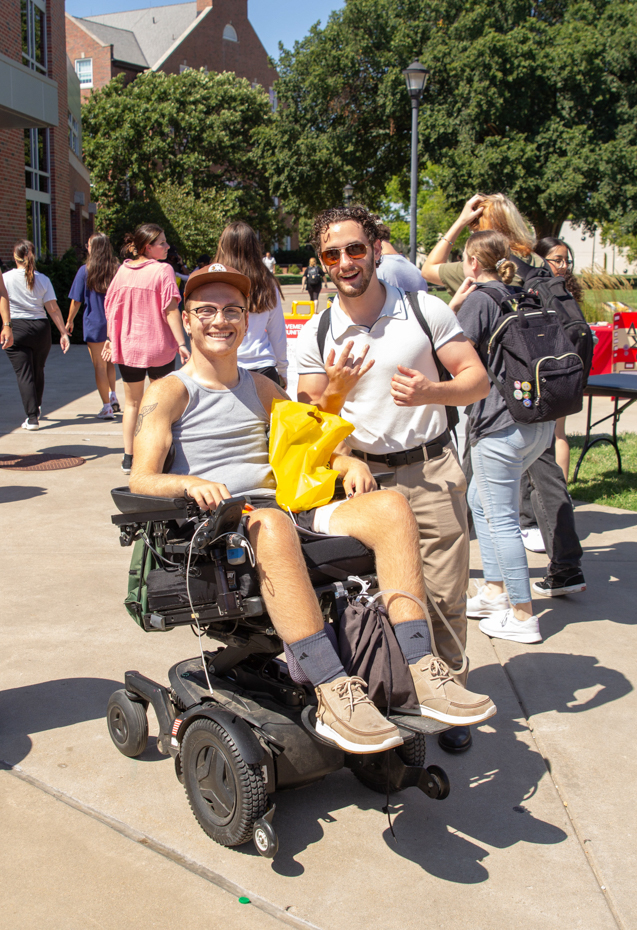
top-left (263, 251), bottom-right (276, 274)
top-left (103, 224), bottom-right (190, 474)
top-left (214, 222), bottom-right (288, 388)
top-left (450, 231), bottom-right (554, 643)
top-left (67, 232), bottom-right (120, 419)
top-left (3, 240), bottom-right (69, 430)
top-left (0, 273), bottom-right (13, 350)
top-left (302, 257), bottom-right (324, 309)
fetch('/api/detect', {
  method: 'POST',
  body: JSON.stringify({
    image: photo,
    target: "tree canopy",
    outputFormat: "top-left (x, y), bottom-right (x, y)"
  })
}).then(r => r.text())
top-left (262, 0), bottom-right (637, 239)
top-left (82, 69), bottom-right (283, 256)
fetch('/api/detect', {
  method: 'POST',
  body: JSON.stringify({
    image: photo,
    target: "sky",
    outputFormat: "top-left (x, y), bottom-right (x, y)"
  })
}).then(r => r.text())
top-left (64, 0), bottom-right (345, 61)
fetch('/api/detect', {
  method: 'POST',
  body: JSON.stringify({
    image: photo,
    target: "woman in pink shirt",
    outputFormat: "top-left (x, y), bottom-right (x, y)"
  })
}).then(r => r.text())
top-left (104, 224), bottom-right (190, 474)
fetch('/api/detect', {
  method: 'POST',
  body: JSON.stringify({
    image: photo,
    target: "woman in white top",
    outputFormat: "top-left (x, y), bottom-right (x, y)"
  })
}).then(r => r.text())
top-left (214, 222), bottom-right (288, 387)
top-left (3, 240), bottom-right (70, 430)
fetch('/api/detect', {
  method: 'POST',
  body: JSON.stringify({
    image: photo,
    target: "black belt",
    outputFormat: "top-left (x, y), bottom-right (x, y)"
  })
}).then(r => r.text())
top-left (351, 429), bottom-right (451, 468)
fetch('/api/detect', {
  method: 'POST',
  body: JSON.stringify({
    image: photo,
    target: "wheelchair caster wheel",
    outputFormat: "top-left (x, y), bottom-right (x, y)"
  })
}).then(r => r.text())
top-left (107, 689), bottom-right (148, 757)
top-left (253, 817), bottom-right (278, 858)
top-left (426, 764), bottom-right (450, 800)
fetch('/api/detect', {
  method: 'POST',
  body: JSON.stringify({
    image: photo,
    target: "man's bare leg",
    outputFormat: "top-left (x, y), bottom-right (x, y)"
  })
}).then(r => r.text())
top-left (246, 506), bottom-right (403, 753)
top-left (246, 507), bottom-right (324, 643)
top-left (328, 490), bottom-right (426, 625)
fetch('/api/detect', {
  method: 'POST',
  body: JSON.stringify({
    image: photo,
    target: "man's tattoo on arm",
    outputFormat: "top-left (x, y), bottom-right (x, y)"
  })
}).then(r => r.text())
top-left (134, 403), bottom-right (158, 436)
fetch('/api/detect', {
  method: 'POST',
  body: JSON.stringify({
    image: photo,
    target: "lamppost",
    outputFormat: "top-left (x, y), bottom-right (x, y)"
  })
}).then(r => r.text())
top-left (402, 60), bottom-right (429, 265)
top-left (343, 182), bottom-right (354, 206)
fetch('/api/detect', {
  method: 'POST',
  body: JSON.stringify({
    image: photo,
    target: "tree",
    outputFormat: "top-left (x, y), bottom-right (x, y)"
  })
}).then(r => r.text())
top-left (263, 0), bottom-right (637, 238)
top-left (82, 69), bottom-right (284, 251)
top-left (380, 164), bottom-right (470, 256)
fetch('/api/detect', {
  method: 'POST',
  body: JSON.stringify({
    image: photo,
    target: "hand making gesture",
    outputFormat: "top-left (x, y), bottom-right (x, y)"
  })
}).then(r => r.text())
top-left (324, 340), bottom-right (375, 399)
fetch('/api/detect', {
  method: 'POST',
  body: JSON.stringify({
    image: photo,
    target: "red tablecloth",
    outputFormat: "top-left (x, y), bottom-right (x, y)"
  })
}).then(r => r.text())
top-left (590, 323), bottom-right (613, 376)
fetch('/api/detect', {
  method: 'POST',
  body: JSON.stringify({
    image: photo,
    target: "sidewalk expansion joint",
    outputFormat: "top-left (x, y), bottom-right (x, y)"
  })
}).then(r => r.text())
top-left (0, 759), bottom-right (322, 930)
top-left (489, 643), bottom-right (627, 930)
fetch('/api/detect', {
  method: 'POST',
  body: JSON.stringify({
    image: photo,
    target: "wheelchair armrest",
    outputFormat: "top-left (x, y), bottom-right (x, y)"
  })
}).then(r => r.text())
top-left (111, 486), bottom-right (189, 517)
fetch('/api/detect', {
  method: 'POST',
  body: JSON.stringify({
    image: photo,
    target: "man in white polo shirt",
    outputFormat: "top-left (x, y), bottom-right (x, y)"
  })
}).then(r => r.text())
top-left (297, 205), bottom-right (490, 754)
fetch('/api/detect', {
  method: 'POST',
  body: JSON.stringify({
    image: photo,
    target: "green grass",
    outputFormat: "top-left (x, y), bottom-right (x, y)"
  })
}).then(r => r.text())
top-left (568, 432), bottom-right (637, 511)
top-left (581, 289), bottom-right (637, 322)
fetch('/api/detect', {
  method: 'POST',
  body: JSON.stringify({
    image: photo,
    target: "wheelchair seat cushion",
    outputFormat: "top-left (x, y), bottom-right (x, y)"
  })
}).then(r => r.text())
top-left (299, 534), bottom-right (375, 584)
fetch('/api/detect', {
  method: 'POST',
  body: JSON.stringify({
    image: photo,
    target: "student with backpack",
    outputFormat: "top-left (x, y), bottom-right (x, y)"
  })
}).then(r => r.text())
top-left (515, 237), bottom-right (590, 596)
top-left (450, 231), bottom-right (559, 644)
top-left (302, 258), bottom-right (324, 307)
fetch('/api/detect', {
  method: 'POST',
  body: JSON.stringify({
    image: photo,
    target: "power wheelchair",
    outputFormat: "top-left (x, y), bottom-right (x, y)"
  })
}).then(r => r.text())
top-left (107, 486), bottom-right (451, 858)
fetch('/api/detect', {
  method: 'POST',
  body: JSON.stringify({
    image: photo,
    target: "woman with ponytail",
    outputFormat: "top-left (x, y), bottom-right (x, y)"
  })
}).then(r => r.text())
top-left (104, 223), bottom-right (190, 474)
top-left (3, 240), bottom-right (70, 430)
top-left (449, 231), bottom-right (554, 645)
top-left (67, 232), bottom-right (120, 419)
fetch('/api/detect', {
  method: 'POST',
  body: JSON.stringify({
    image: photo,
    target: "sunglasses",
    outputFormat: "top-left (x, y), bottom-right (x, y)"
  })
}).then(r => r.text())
top-left (320, 242), bottom-right (369, 266)
top-left (189, 305), bottom-right (245, 322)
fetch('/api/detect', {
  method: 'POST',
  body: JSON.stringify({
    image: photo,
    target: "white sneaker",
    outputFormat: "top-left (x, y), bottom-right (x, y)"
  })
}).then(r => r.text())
top-left (97, 403), bottom-right (116, 420)
top-left (466, 584), bottom-right (510, 618)
top-left (479, 608), bottom-right (542, 644)
top-left (21, 416), bottom-right (39, 431)
top-left (521, 527), bottom-right (545, 553)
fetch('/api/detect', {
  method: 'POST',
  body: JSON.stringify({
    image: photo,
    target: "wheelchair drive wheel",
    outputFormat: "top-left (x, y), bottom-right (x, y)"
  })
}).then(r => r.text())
top-left (352, 732), bottom-right (427, 794)
top-left (107, 690), bottom-right (148, 758)
top-left (181, 718), bottom-right (267, 847)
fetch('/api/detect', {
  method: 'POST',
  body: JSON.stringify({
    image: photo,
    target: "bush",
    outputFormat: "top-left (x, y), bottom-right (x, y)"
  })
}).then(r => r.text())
top-left (273, 247), bottom-right (316, 266)
top-left (289, 263), bottom-right (300, 274)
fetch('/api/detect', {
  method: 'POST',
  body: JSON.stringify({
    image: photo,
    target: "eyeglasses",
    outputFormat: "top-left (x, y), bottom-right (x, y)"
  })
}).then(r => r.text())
top-left (189, 305), bottom-right (245, 322)
top-left (320, 242), bottom-right (368, 266)
top-left (546, 257), bottom-right (574, 269)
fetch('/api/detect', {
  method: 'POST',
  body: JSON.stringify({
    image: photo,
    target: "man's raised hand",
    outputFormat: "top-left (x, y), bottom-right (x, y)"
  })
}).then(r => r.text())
top-left (324, 340), bottom-right (374, 399)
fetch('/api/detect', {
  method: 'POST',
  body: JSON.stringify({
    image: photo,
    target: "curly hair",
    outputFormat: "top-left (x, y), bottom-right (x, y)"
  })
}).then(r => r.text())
top-left (311, 205), bottom-right (385, 252)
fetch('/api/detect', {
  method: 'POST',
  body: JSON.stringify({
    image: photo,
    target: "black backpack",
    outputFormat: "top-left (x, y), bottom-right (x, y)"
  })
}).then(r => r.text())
top-left (315, 291), bottom-right (460, 432)
top-left (481, 284), bottom-right (585, 424)
top-left (306, 265), bottom-right (322, 286)
top-left (512, 257), bottom-right (594, 381)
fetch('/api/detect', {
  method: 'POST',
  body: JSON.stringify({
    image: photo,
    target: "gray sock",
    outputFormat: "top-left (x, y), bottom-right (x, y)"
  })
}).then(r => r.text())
top-left (393, 619), bottom-right (432, 664)
top-left (287, 629), bottom-right (346, 687)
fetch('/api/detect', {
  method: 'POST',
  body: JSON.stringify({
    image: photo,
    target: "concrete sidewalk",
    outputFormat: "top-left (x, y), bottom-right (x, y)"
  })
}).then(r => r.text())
top-left (0, 347), bottom-right (635, 929)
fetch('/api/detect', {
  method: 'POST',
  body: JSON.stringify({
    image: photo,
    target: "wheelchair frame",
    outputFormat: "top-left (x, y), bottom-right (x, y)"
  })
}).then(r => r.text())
top-left (107, 488), bottom-right (450, 858)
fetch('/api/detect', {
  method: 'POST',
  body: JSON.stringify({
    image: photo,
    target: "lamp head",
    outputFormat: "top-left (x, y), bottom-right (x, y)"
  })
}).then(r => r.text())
top-left (403, 60), bottom-right (430, 100)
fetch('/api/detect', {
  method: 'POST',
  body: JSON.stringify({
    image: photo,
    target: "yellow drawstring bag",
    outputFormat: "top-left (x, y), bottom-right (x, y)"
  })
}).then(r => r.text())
top-left (269, 399), bottom-right (355, 512)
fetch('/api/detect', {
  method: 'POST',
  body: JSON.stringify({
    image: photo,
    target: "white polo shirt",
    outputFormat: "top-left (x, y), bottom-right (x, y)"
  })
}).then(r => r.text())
top-left (296, 283), bottom-right (462, 454)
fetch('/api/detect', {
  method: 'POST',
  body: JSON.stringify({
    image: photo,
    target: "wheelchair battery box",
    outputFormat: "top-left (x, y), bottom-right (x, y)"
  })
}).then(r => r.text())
top-left (146, 562), bottom-right (259, 614)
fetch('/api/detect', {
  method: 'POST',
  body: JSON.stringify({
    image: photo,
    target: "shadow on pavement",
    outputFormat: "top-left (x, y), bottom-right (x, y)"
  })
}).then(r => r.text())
top-left (0, 677), bottom-right (126, 766)
top-left (35, 443), bottom-right (119, 461)
top-left (502, 653), bottom-right (633, 717)
top-left (264, 662), bottom-right (568, 882)
top-left (0, 486), bottom-right (47, 504)
top-left (575, 507), bottom-right (637, 540)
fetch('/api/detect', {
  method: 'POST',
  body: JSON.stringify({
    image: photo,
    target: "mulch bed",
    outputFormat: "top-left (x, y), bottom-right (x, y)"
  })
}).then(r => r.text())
top-left (0, 453), bottom-right (86, 471)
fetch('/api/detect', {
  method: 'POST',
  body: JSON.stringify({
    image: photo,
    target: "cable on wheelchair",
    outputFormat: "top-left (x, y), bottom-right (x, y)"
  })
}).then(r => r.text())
top-left (139, 530), bottom-right (181, 570)
top-left (186, 520), bottom-right (215, 696)
top-left (369, 587), bottom-right (468, 678)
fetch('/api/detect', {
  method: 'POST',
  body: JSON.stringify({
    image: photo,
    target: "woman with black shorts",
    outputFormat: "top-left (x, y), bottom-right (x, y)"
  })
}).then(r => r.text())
top-left (103, 224), bottom-right (190, 473)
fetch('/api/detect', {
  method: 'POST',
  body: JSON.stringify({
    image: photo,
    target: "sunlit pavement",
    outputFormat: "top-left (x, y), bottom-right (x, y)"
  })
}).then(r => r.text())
top-left (0, 346), bottom-right (635, 930)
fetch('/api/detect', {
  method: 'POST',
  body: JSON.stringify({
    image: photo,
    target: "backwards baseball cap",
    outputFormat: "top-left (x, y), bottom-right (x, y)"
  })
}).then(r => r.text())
top-left (183, 263), bottom-right (251, 302)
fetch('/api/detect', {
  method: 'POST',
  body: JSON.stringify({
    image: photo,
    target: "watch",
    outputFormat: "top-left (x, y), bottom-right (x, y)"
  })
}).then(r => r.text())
top-left (2, 321), bottom-right (12, 328)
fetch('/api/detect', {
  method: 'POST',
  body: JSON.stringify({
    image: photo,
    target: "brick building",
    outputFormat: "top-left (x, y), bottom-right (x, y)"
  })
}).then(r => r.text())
top-left (66, 0), bottom-right (278, 102)
top-left (0, 0), bottom-right (93, 261)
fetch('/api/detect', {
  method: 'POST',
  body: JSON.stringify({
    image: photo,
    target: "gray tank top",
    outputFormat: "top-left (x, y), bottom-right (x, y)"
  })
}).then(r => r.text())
top-left (168, 367), bottom-right (276, 498)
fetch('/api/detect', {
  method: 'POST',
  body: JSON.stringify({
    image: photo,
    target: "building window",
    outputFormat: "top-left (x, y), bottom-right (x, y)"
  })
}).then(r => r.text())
top-left (68, 112), bottom-right (80, 157)
top-left (75, 58), bottom-right (93, 87)
top-left (25, 128), bottom-right (50, 194)
top-left (26, 201), bottom-right (51, 258)
top-left (269, 87), bottom-right (278, 113)
top-left (21, 0), bottom-right (47, 74)
top-left (222, 23), bottom-right (238, 42)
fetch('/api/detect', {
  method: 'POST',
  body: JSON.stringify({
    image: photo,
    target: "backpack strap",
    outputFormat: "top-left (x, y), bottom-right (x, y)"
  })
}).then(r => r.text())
top-left (404, 291), bottom-right (444, 382)
top-left (317, 307), bottom-right (331, 361)
top-left (405, 291), bottom-right (459, 432)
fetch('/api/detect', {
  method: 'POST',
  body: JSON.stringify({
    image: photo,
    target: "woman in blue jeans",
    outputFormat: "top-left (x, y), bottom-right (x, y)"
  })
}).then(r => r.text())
top-left (450, 230), bottom-right (553, 643)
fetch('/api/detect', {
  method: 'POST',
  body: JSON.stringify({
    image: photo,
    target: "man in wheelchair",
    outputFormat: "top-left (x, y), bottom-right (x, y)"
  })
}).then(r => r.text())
top-left (129, 263), bottom-right (496, 755)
